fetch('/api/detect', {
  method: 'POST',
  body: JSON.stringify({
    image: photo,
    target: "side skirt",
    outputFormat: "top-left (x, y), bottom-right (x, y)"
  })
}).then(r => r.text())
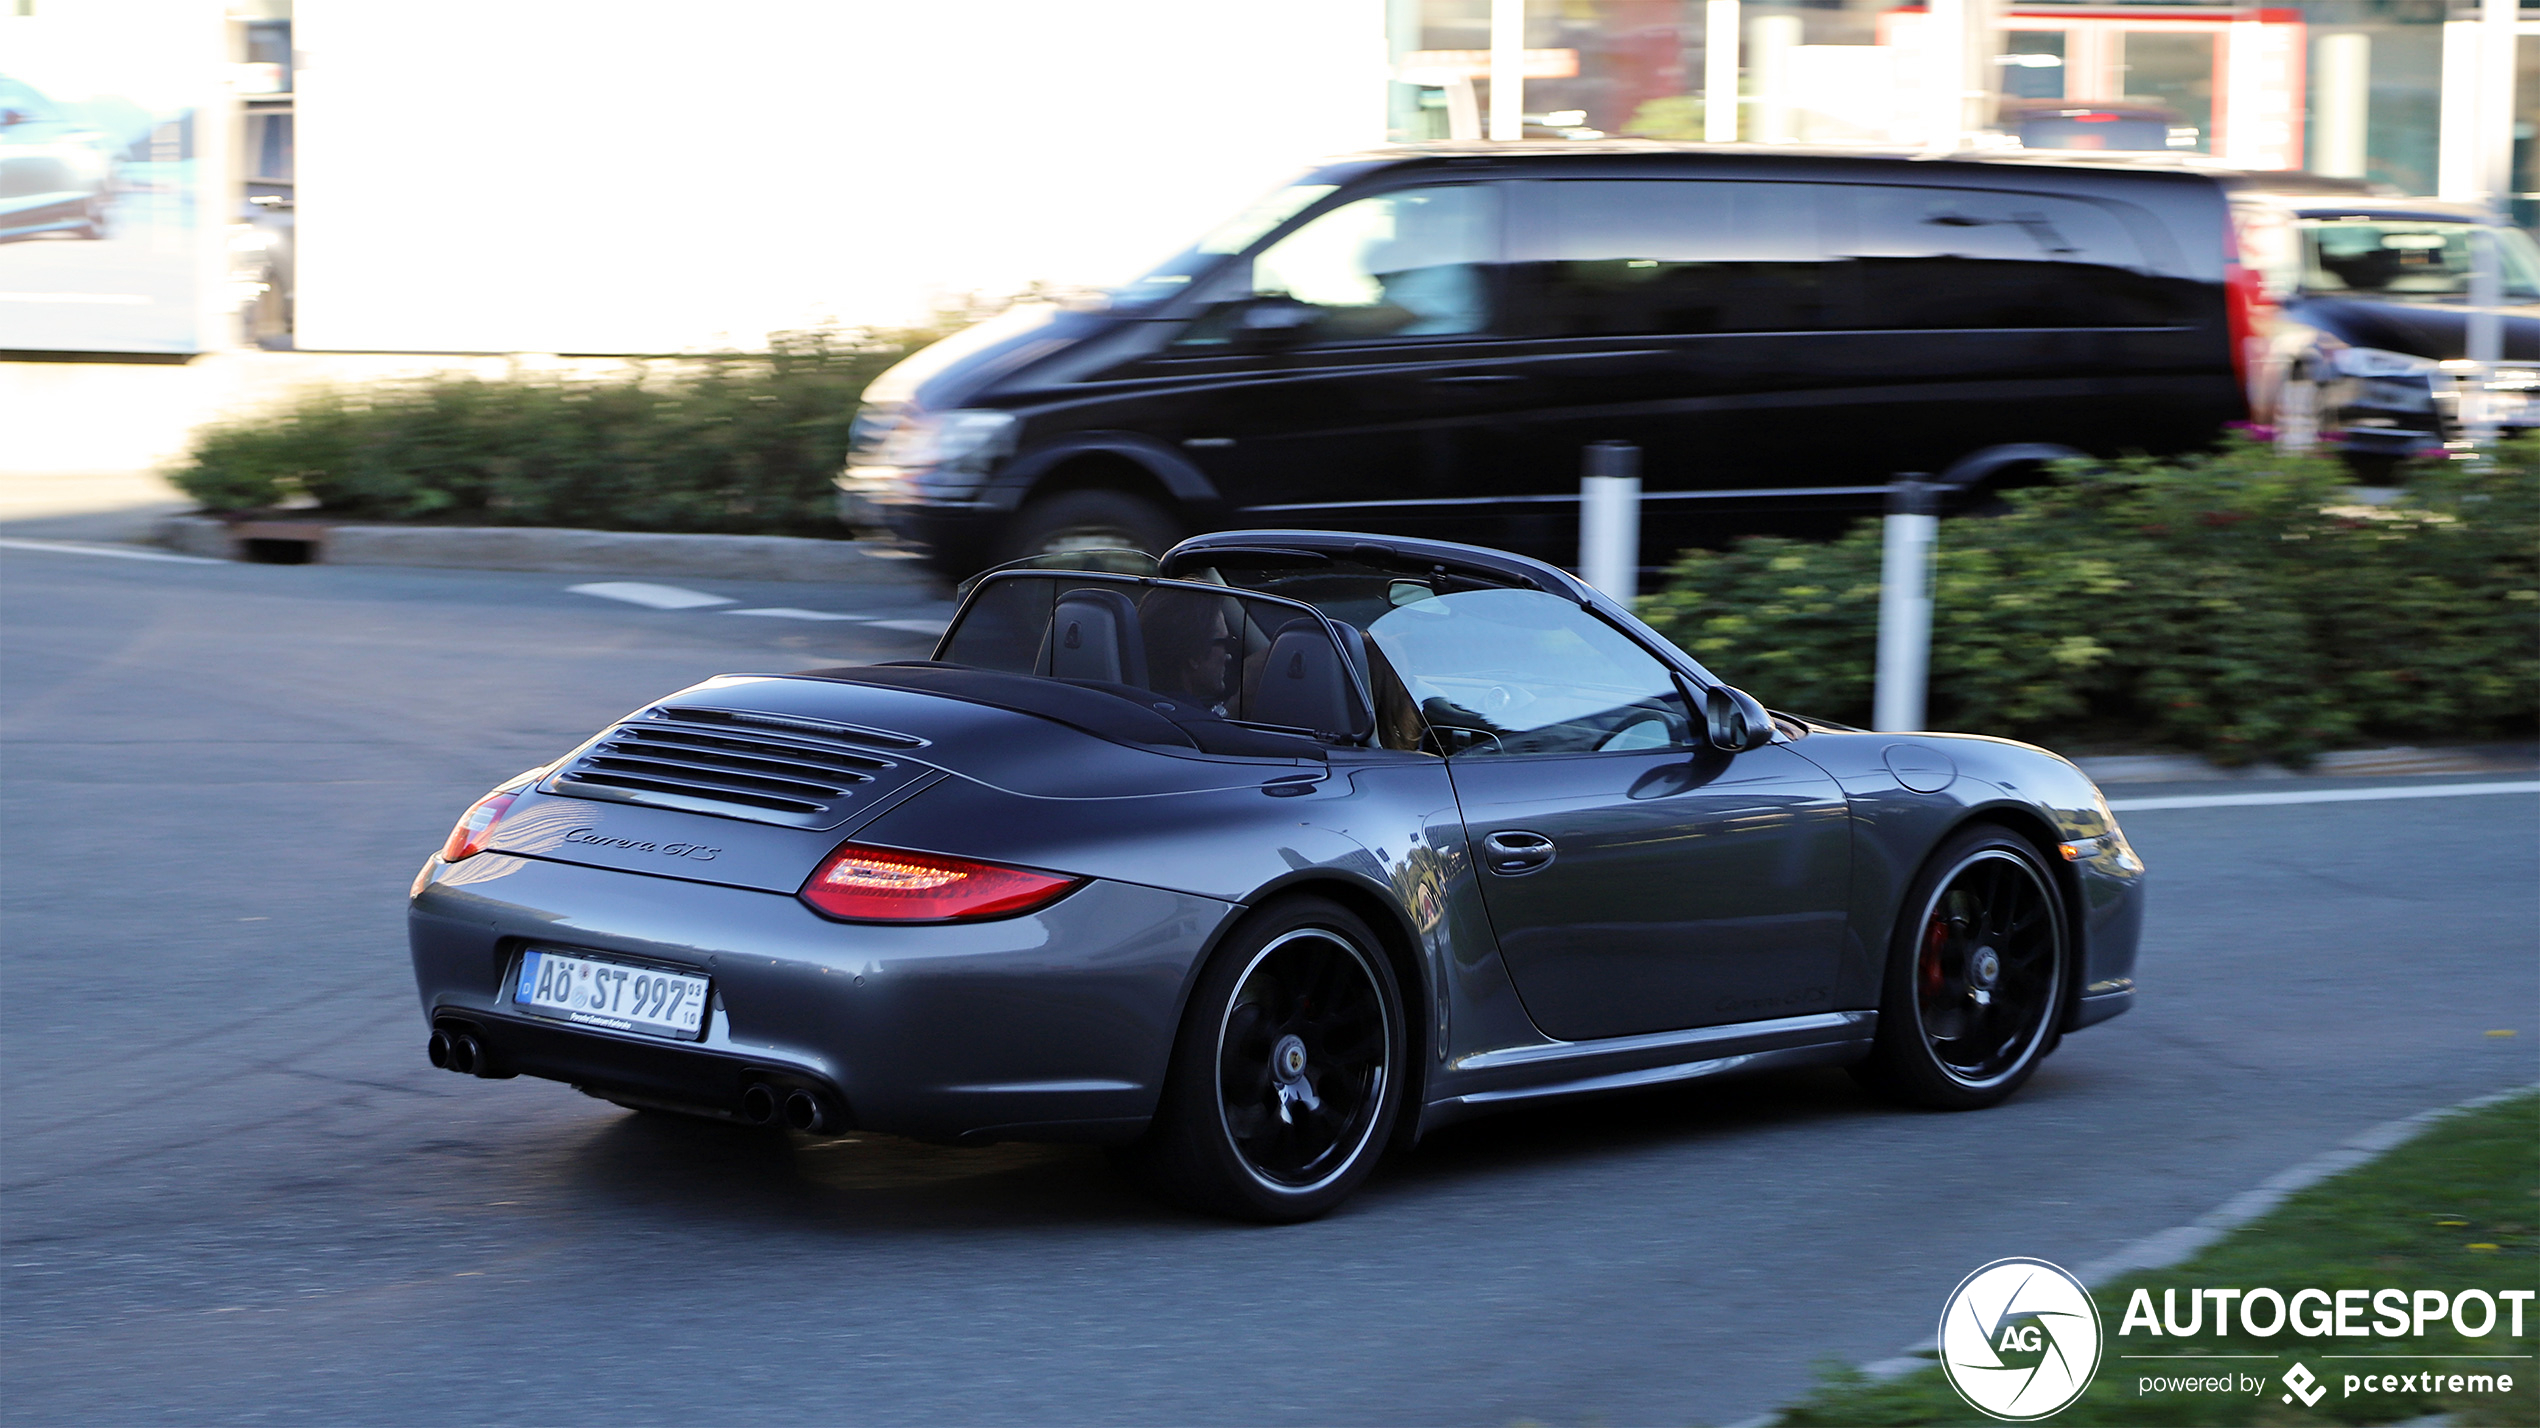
top-left (1414, 1010), bottom-right (1877, 1137)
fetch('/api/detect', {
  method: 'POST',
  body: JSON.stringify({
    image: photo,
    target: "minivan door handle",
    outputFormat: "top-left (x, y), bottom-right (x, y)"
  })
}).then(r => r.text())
top-left (1427, 373), bottom-right (1527, 386)
top-left (1481, 829), bottom-right (1557, 875)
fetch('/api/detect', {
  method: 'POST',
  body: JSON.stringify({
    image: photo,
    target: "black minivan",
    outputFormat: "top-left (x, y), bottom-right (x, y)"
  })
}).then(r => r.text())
top-left (841, 144), bottom-right (2253, 573)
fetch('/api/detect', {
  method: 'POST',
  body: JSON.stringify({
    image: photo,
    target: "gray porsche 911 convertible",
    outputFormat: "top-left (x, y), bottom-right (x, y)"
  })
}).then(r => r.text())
top-left (409, 530), bottom-right (2143, 1221)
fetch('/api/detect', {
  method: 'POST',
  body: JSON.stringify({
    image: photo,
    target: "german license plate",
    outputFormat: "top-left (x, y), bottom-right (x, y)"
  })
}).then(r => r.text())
top-left (514, 950), bottom-right (708, 1040)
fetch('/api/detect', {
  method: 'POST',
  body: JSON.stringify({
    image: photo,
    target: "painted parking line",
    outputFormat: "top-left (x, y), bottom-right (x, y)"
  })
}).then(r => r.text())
top-left (2108, 781), bottom-right (2540, 813)
top-left (0, 538), bottom-right (225, 565)
top-left (723, 607), bottom-right (872, 622)
top-left (565, 581), bottom-right (735, 610)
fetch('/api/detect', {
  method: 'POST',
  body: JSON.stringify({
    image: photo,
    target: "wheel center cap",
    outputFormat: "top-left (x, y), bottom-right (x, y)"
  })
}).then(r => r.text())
top-left (1969, 947), bottom-right (2002, 990)
top-left (1272, 1034), bottom-right (1309, 1081)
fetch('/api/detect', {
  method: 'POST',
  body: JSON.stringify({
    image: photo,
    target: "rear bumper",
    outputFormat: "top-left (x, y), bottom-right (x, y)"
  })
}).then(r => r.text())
top-left (410, 854), bottom-right (1236, 1143)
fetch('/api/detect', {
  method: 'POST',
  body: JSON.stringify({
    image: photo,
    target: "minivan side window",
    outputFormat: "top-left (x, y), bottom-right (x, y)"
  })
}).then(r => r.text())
top-left (1829, 185), bottom-right (2176, 328)
top-left (1175, 185), bottom-right (1499, 346)
top-left (1505, 180), bottom-right (1836, 337)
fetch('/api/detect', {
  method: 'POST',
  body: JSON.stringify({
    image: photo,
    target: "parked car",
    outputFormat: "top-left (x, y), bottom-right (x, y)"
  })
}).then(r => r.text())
top-left (841, 143), bottom-right (2255, 575)
top-left (2001, 100), bottom-right (2191, 155)
top-left (0, 75), bottom-right (114, 241)
top-left (408, 531), bottom-right (2144, 1221)
top-left (2234, 191), bottom-right (2540, 477)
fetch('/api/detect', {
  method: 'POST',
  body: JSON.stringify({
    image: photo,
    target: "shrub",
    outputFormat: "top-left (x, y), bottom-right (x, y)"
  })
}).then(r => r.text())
top-left (1637, 439), bottom-right (2540, 764)
top-left (170, 327), bottom-right (926, 537)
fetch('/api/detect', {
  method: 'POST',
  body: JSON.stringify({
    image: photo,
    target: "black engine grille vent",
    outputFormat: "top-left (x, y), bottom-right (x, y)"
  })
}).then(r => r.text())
top-left (546, 706), bottom-right (922, 827)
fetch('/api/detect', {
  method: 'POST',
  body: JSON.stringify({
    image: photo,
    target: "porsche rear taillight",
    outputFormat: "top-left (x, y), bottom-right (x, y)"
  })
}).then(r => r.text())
top-left (799, 843), bottom-right (1081, 923)
top-left (440, 790), bottom-right (519, 862)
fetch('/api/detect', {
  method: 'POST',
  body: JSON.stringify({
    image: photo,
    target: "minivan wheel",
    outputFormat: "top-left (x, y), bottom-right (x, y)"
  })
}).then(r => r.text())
top-left (1003, 488), bottom-right (1183, 563)
top-left (1116, 897), bottom-right (1403, 1223)
top-left (1851, 826), bottom-right (2068, 1112)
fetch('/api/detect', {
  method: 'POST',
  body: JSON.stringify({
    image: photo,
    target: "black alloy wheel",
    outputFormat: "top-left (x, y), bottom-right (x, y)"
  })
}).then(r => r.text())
top-left (1854, 826), bottom-right (2068, 1110)
top-left (1119, 897), bottom-right (1403, 1221)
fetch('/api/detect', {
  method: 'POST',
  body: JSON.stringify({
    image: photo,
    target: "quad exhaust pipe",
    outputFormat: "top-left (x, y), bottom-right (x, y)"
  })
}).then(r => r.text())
top-left (738, 1081), bottom-right (831, 1133)
top-left (426, 1027), bottom-right (484, 1076)
top-left (782, 1088), bottom-right (827, 1133)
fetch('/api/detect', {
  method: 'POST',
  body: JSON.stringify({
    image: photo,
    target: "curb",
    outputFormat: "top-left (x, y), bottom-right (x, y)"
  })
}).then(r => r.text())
top-left (1728, 1083), bottom-right (2540, 1427)
top-left (158, 514), bottom-right (941, 589)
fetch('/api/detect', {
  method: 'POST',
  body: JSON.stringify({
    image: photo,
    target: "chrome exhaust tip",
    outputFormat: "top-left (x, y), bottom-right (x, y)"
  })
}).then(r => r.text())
top-left (739, 1082), bottom-right (780, 1127)
top-left (781, 1088), bottom-right (826, 1134)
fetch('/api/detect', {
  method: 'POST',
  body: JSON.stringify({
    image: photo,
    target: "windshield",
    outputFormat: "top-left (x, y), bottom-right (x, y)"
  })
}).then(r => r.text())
top-left (1108, 180), bottom-right (1340, 309)
top-left (937, 572), bottom-right (1370, 740)
top-left (1174, 557), bottom-right (1702, 757)
top-left (2300, 220), bottom-right (2540, 303)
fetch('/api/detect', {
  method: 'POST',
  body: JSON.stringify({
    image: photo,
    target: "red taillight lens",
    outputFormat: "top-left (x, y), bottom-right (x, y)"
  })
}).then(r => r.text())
top-left (799, 843), bottom-right (1082, 923)
top-left (440, 790), bottom-right (519, 862)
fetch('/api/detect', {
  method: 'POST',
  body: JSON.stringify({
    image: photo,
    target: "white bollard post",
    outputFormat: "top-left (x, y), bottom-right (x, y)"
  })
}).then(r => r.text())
top-left (1579, 442), bottom-right (1641, 602)
top-left (1874, 478), bottom-right (1938, 732)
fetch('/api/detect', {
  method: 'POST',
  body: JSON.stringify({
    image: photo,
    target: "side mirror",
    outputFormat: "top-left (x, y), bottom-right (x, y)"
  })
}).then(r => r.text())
top-left (1704, 685), bottom-right (1776, 753)
top-left (1234, 295), bottom-right (1319, 344)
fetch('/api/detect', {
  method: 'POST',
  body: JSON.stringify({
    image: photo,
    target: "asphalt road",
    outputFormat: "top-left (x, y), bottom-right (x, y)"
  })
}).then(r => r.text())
top-left (4, 546), bottom-right (2534, 1427)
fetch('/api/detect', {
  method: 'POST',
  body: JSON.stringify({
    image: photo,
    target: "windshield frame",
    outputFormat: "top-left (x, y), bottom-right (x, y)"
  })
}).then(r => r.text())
top-left (929, 569), bottom-right (1378, 744)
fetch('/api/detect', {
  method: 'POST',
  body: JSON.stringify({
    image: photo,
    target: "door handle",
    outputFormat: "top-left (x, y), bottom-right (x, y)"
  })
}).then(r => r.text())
top-left (1427, 373), bottom-right (1526, 386)
top-left (1481, 829), bottom-right (1557, 875)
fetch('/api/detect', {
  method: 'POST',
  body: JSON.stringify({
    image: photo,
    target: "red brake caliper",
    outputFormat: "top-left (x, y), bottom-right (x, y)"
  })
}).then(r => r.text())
top-left (1920, 918), bottom-right (1949, 996)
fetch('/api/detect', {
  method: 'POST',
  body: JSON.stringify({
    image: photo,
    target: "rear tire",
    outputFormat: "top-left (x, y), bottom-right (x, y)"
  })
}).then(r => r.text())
top-left (1851, 826), bottom-right (2068, 1111)
top-left (1002, 488), bottom-right (1183, 563)
top-left (1118, 897), bottom-right (1403, 1222)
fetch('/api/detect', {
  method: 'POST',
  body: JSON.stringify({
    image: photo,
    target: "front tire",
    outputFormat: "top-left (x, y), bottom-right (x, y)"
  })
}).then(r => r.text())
top-left (1122, 897), bottom-right (1403, 1222)
top-left (1852, 826), bottom-right (2069, 1111)
top-left (1002, 488), bottom-right (1183, 563)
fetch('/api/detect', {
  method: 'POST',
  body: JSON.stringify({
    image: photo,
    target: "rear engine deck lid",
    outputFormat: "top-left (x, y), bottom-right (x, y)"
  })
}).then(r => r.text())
top-left (538, 673), bottom-right (1323, 820)
top-left (476, 789), bottom-right (917, 894)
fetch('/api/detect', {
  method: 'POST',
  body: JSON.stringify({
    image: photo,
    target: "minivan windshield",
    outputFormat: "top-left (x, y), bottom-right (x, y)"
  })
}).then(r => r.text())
top-left (1109, 181), bottom-right (1338, 309)
top-left (2299, 220), bottom-right (2540, 303)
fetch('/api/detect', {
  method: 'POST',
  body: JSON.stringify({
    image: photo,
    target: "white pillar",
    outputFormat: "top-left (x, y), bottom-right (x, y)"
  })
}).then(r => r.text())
top-left (1922, 0), bottom-right (1969, 152)
top-left (1579, 443), bottom-right (1642, 602)
top-left (2437, 21), bottom-right (2482, 200)
top-left (1489, 0), bottom-right (1525, 141)
top-left (1873, 482), bottom-right (1938, 733)
top-left (1749, 14), bottom-right (1801, 143)
top-left (2463, 0), bottom-right (2516, 442)
top-left (2313, 33), bottom-right (2369, 179)
top-left (1704, 0), bottom-right (1741, 142)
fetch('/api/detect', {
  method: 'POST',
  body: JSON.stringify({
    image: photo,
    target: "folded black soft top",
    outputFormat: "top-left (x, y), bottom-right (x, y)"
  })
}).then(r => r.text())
top-left (786, 662), bottom-right (1328, 761)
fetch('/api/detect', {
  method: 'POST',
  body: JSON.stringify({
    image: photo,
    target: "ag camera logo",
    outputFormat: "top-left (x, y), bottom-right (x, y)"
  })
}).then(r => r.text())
top-left (1939, 1258), bottom-right (2104, 1420)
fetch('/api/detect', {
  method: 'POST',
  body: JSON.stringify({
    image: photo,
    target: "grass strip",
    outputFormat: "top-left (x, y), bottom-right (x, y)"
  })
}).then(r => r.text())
top-left (1768, 1091), bottom-right (2538, 1426)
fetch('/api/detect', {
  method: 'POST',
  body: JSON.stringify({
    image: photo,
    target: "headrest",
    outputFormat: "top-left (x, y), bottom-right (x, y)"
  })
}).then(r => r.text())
top-left (1039, 586), bottom-right (1148, 688)
top-left (1251, 618), bottom-right (1363, 738)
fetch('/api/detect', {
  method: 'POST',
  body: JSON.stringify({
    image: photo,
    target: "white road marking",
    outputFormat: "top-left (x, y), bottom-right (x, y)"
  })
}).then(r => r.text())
top-left (565, 581), bottom-right (734, 610)
top-left (723, 607), bottom-right (871, 622)
top-left (866, 618), bottom-right (950, 635)
top-left (2109, 780), bottom-right (2540, 812)
top-left (0, 538), bottom-right (225, 565)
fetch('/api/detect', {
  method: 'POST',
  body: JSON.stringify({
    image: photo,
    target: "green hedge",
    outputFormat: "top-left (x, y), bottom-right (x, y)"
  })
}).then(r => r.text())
top-left (1638, 439), bottom-right (2540, 765)
top-left (170, 328), bottom-right (922, 537)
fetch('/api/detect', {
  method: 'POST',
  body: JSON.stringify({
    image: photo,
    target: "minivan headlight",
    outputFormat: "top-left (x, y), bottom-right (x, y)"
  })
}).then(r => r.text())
top-left (2331, 347), bottom-right (2436, 379)
top-left (867, 409), bottom-right (1019, 497)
